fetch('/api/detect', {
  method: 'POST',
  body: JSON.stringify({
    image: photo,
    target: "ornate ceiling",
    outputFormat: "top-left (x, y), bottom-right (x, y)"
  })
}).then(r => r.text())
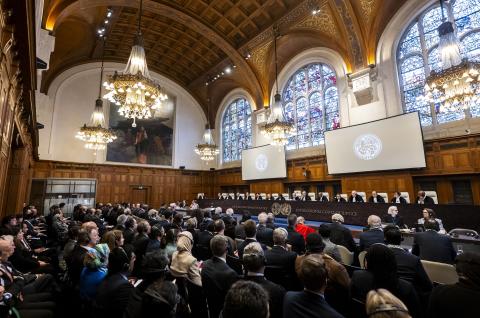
top-left (41, 0), bottom-right (407, 124)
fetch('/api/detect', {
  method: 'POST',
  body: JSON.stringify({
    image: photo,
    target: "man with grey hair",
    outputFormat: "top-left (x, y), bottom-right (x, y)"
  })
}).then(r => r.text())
top-left (359, 215), bottom-right (384, 251)
top-left (266, 213), bottom-right (275, 229)
top-left (329, 213), bottom-right (356, 253)
top-left (201, 235), bottom-right (238, 318)
top-left (264, 228), bottom-right (300, 291)
top-left (256, 212), bottom-right (274, 247)
top-left (242, 242), bottom-right (285, 318)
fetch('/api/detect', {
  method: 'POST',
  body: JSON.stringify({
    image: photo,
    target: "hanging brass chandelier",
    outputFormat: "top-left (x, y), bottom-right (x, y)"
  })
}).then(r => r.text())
top-left (103, 0), bottom-right (167, 127)
top-left (195, 91), bottom-right (219, 161)
top-left (76, 39), bottom-right (117, 150)
top-left (424, 0), bottom-right (480, 112)
top-left (261, 27), bottom-right (294, 146)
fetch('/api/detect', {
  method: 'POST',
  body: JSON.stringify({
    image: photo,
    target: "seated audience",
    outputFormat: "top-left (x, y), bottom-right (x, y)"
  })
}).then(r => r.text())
top-left (412, 219), bottom-right (456, 264)
top-left (416, 208), bottom-right (446, 234)
top-left (366, 289), bottom-right (412, 318)
top-left (284, 254), bottom-right (344, 318)
top-left (222, 281), bottom-right (269, 318)
top-left (170, 231), bottom-right (202, 286)
top-left (329, 214), bottom-right (357, 253)
top-left (242, 242), bottom-right (286, 318)
top-left (286, 214), bottom-right (305, 255)
top-left (391, 191), bottom-right (407, 204)
top-left (359, 215), bottom-right (384, 251)
top-left (384, 206), bottom-right (406, 228)
top-left (350, 244), bottom-right (421, 318)
top-left (427, 252), bottom-right (480, 318)
top-left (9, 226), bottom-right (53, 274)
top-left (318, 224), bottom-right (341, 262)
top-left (349, 190), bottom-right (364, 203)
top-left (256, 212), bottom-right (274, 247)
top-left (369, 191), bottom-right (385, 203)
top-left (415, 190), bottom-right (434, 205)
top-left (384, 226), bottom-right (432, 294)
top-left (295, 216), bottom-right (315, 240)
top-left (201, 235), bottom-right (238, 318)
top-left (237, 220), bottom-right (266, 259)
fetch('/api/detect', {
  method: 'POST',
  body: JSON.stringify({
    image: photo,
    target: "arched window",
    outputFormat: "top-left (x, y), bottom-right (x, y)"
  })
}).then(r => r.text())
top-left (222, 98), bottom-right (252, 162)
top-left (282, 63), bottom-right (340, 150)
top-left (397, 0), bottom-right (480, 126)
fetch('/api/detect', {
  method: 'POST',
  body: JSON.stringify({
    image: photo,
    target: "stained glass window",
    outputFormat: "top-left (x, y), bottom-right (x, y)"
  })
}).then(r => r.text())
top-left (222, 98), bottom-right (252, 162)
top-left (282, 63), bottom-right (339, 150)
top-left (397, 0), bottom-right (480, 125)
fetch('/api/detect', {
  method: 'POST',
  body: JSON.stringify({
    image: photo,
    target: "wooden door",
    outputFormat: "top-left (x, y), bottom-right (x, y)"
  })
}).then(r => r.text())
top-left (131, 187), bottom-right (149, 205)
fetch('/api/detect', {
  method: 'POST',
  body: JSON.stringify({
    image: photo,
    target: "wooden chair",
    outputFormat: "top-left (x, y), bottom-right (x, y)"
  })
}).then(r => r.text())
top-left (421, 260), bottom-right (459, 284)
top-left (337, 245), bottom-right (354, 265)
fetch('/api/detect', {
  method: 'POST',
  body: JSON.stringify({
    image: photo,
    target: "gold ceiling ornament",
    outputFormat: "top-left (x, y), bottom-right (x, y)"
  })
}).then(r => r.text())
top-left (423, 0), bottom-right (480, 113)
top-left (194, 94), bottom-right (219, 162)
top-left (261, 27), bottom-right (295, 147)
top-left (103, 0), bottom-right (167, 127)
top-left (76, 38), bottom-right (117, 151)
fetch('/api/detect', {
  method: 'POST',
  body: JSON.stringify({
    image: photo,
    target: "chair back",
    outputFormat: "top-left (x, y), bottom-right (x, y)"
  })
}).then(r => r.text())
top-left (400, 192), bottom-right (410, 203)
top-left (272, 193), bottom-right (279, 199)
top-left (424, 191), bottom-right (438, 204)
top-left (377, 192), bottom-right (388, 202)
top-left (357, 192), bottom-right (367, 201)
top-left (228, 193), bottom-right (235, 199)
top-left (340, 194), bottom-right (348, 201)
top-left (260, 193), bottom-right (267, 199)
top-left (321, 192), bottom-right (330, 201)
top-left (197, 193), bottom-right (204, 199)
top-left (282, 193), bottom-right (290, 200)
top-left (448, 228), bottom-right (479, 238)
top-left (308, 192), bottom-right (316, 201)
top-left (221, 193), bottom-right (228, 199)
top-left (337, 245), bottom-right (354, 265)
top-left (358, 250), bottom-right (367, 269)
top-left (421, 260), bottom-right (459, 284)
top-left (238, 193), bottom-right (245, 199)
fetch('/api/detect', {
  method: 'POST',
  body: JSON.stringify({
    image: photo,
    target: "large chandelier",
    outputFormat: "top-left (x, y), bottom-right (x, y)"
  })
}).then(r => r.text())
top-left (424, 0), bottom-right (480, 112)
top-left (76, 40), bottom-right (117, 150)
top-left (103, 0), bottom-right (167, 127)
top-left (261, 27), bottom-right (294, 146)
top-left (195, 93), bottom-right (219, 161)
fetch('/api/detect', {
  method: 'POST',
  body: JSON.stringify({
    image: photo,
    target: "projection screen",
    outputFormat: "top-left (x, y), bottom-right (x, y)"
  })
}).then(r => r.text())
top-left (242, 145), bottom-right (287, 180)
top-left (324, 112), bottom-right (426, 174)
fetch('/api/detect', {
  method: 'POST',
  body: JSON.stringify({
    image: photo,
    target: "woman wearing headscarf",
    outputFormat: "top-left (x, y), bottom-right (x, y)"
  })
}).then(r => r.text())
top-left (79, 243), bottom-right (110, 300)
top-left (170, 231), bottom-right (202, 287)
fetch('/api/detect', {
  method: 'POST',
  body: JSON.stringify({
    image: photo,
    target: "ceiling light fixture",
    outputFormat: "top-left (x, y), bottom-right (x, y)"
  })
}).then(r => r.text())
top-left (261, 26), bottom-right (295, 146)
top-left (423, 0), bottom-right (480, 113)
top-left (103, 0), bottom-right (168, 127)
top-left (76, 38), bottom-right (117, 151)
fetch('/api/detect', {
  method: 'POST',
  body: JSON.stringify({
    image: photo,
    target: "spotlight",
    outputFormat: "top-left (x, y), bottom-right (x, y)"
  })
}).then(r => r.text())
top-left (104, 19), bottom-right (109, 24)
top-left (312, 7), bottom-right (320, 15)
top-left (106, 9), bottom-right (113, 18)
top-left (225, 66), bottom-right (232, 74)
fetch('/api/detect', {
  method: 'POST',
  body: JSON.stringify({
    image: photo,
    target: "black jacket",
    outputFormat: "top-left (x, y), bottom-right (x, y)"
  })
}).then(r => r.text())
top-left (333, 197), bottom-right (346, 203)
top-left (319, 195), bottom-right (329, 202)
top-left (427, 280), bottom-right (480, 318)
top-left (415, 196), bottom-right (435, 204)
top-left (256, 225), bottom-right (274, 247)
top-left (286, 226), bottom-right (305, 255)
top-left (412, 231), bottom-right (456, 264)
top-left (243, 275), bottom-right (286, 318)
top-left (65, 244), bottom-right (88, 285)
top-left (284, 290), bottom-right (344, 318)
top-left (391, 196), bottom-right (407, 204)
top-left (95, 272), bottom-right (134, 318)
top-left (201, 257), bottom-right (238, 318)
top-left (348, 194), bottom-right (364, 202)
top-left (264, 245), bottom-right (299, 290)
top-left (383, 215), bottom-right (406, 228)
top-left (389, 247), bottom-right (432, 292)
top-left (359, 228), bottom-right (384, 251)
top-left (329, 222), bottom-right (356, 253)
top-left (368, 195), bottom-right (385, 203)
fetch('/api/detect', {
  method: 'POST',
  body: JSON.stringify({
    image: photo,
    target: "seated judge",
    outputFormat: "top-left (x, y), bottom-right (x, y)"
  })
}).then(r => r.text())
top-left (416, 208), bottom-right (446, 234)
top-left (255, 193), bottom-right (263, 200)
top-left (276, 194), bottom-right (286, 201)
top-left (333, 194), bottom-right (346, 203)
top-left (317, 192), bottom-right (329, 202)
top-left (383, 206), bottom-right (406, 228)
top-left (266, 193), bottom-right (273, 200)
top-left (296, 190), bottom-right (311, 201)
top-left (391, 191), bottom-right (407, 204)
top-left (227, 193), bottom-right (234, 200)
top-left (348, 190), bottom-right (364, 203)
top-left (246, 192), bottom-right (254, 200)
top-left (218, 192), bottom-right (223, 200)
top-left (368, 191), bottom-right (385, 203)
top-left (415, 190), bottom-right (435, 204)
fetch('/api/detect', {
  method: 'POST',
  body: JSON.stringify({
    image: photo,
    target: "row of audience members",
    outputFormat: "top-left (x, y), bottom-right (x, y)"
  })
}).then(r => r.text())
top-left (0, 202), bottom-right (478, 318)
top-left (213, 190), bottom-right (435, 204)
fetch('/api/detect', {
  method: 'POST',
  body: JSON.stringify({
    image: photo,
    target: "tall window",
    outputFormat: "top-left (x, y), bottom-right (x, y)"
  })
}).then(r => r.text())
top-left (282, 63), bottom-right (340, 150)
top-left (397, 0), bottom-right (480, 126)
top-left (222, 98), bottom-right (252, 162)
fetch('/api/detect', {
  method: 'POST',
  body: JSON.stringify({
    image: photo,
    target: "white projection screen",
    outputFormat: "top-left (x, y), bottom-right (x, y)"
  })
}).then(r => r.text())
top-left (242, 145), bottom-right (287, 180)
top-left (324, 112), bottom-right (426, 174)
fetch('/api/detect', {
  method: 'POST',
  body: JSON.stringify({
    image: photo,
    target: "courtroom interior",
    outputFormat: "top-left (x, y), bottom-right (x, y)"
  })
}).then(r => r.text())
top-left (0, 0), bottom-right (479, 317)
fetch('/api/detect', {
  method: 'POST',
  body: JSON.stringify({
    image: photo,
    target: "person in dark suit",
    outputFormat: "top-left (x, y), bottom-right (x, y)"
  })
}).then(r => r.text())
top-left (286, 214), bottom-right (305, 255)
top-left (276, 194), bottom-right (286, 201)
top-left (350, 244), bottom-right (422, 318)
top-left (384, 226), bottom-right (432, 293)
top-left (333, 194), bottom-right (346, 203)
top-left (329, 214), bottom-right (356, 253)
top-left (256, 212), bottom-right (274, 247)
top-left (237, 220), bottom-right (267, 259)
top-left (132, 221), bottom-right (151, 277)
top-left (427, 252), bottom-right (480, 318)
top-left (318, 192), bottom-right (329, 202)
top-left (391, 191), bottom-right (407, 204)
top-left (284, 254), bottom-right (344, 318)
top-left (236, 193), bottom-right (243, 200)
top-left (122, 217), bottom-right (137, 245)
top-left (217, 193), bottom-right (223, 200)
top-left (412, 219), bottom-right (456, 264)
top-left (201, 235), bottom-right (238, 318)
top-left (359, 215), bottom-right (384, 251)
top-left (196, 222), bottom-right (214, 261)
top-left (65, 229), bottom-right (92, 286)
top-left (246, 192), bottom-right (254, 200)
top-left (368, 191), bottom-right (385, 203)
top-left (415, 190), bottom-right (435, 204)
top-left (383, 206), bottom-right (406, 228)
top-left (348, 190), bottom-right (364, 203)
top-left (264, 227), bottom-right (300, 291)
top-left (297, 191), bottom-right (311, 201)
top-left (95, 247), bottom-right (134, 318)
top-left (242, 242), bottom-right (286, 318)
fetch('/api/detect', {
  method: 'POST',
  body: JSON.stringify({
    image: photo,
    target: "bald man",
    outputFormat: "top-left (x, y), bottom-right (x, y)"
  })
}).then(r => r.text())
top-left (358, 215), bottom-right (384, 251)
